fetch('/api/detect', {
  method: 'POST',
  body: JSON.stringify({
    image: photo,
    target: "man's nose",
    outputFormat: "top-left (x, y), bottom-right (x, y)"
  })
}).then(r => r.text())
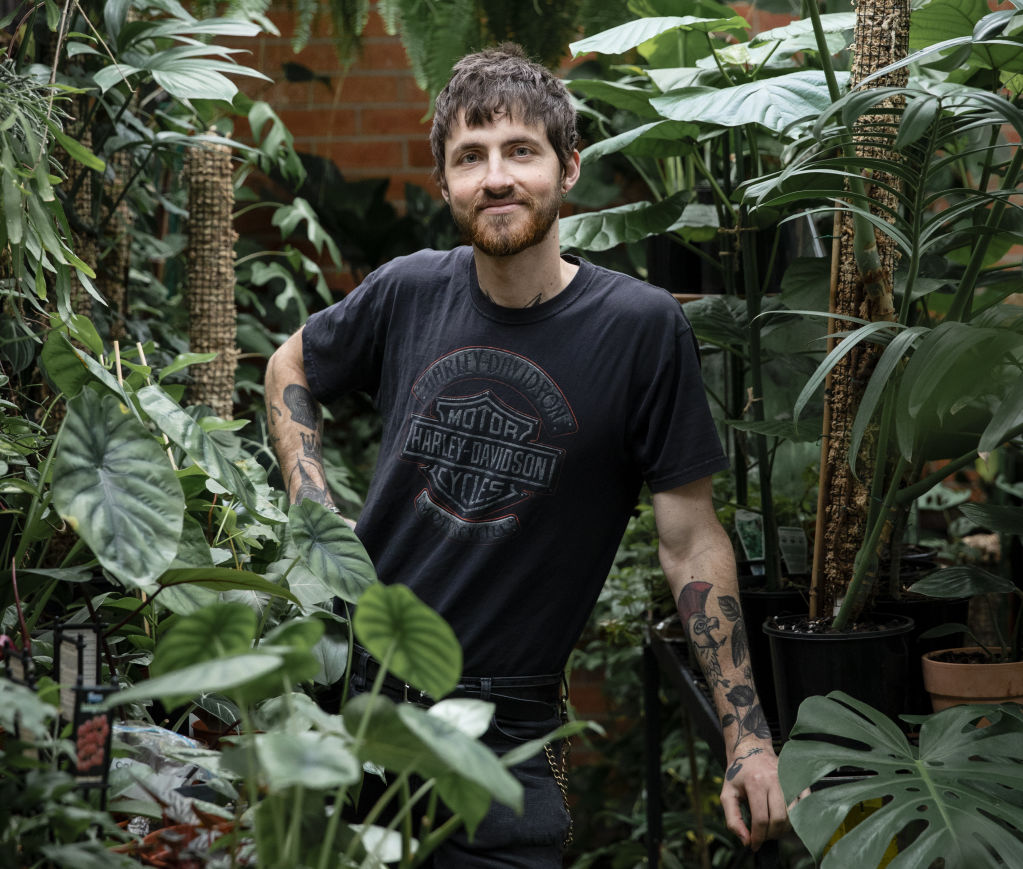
top-left (482, 156), bottom-right (513, 193)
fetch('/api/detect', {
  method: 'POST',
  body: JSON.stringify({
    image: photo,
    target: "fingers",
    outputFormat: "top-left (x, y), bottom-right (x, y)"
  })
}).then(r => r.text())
top-left (720, 759), bottom-right (791, 852)
top-left (719, 786), bottom-right (750, 848)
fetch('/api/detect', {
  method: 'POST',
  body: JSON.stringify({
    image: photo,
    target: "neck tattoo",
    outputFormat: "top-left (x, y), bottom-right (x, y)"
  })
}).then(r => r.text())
top-left (480, 287), bottom-right (544, 308)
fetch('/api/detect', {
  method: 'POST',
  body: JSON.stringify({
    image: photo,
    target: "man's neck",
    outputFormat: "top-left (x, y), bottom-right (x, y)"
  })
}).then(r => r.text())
top-left (473, 234), bottom-right (579, 309)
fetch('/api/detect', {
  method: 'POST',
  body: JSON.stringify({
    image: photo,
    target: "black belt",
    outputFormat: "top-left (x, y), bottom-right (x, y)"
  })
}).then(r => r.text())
top-left (350, 645), bottom-right (564, 722)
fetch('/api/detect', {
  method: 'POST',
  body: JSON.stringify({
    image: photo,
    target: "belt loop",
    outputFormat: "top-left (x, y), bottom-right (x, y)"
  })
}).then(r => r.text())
top-left (479, 676), bottom-right (492, 702)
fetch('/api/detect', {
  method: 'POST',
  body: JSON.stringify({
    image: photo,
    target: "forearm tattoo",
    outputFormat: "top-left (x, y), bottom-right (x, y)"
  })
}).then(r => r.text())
top-left (289, 458), bottom-right (329, 506)
top-left (678, 581), bottom-right (770, 750)
top-left (274, 384), bottom-right (328, 505)
top-left (726, 746), bottom-right (764, 782)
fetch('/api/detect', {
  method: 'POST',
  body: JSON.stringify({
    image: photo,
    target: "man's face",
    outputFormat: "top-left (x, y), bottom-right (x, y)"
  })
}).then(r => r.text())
top-left (440, 111), bottom-right (578, 257)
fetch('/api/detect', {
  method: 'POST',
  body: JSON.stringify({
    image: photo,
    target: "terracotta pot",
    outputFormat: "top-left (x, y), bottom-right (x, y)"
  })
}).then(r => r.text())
top-left (921, 647), bottom-right (1023, 711)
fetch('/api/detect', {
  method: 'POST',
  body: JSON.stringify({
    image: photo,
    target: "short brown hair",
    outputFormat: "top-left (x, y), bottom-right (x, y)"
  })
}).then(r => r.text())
top-left (430, 43), bottom-right (578, 180)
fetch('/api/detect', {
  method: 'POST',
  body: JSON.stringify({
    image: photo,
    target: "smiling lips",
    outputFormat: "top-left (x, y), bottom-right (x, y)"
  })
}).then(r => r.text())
top-left (476, 198), bottom-right (523, 215)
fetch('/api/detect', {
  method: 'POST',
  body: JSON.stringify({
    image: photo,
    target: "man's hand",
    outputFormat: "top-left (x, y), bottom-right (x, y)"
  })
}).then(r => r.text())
top-left (719, 744), bottom-right (789, 851)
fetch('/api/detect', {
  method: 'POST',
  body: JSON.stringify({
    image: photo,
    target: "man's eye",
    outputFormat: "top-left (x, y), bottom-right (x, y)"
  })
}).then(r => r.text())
top-left (461, 153), bottom-right (479, 164)
top-left (513, 147), bottom-right (532, 157)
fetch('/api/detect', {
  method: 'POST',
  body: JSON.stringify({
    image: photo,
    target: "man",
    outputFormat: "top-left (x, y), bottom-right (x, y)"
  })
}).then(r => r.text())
top-left (265, 43), bottom-right (787, 865)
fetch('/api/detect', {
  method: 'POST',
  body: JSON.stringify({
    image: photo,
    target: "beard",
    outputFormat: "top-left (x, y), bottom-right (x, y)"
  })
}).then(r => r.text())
top-left (451, 186), bottom-right (562, 257)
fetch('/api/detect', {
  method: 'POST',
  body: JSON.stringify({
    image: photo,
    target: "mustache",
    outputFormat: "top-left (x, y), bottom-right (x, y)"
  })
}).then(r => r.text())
top-left (473, 191), bottom-right (530, 209)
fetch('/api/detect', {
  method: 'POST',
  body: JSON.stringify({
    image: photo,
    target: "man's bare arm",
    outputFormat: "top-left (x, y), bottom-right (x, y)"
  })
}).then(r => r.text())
top-left (265, 328), bottom-right (334, 508)
top-left (652, 477), bottom-right (788, 852)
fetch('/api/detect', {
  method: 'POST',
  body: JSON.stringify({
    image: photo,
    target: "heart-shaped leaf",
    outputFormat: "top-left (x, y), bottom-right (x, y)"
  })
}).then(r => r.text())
top-left (52, 392), bottom-right (184, 589)
top-left (354, 582), bottom-right (461, 700)
top-left (150, 602), bottom-right (257, 676)
top-left (289, 500), bottom-right (376, 604)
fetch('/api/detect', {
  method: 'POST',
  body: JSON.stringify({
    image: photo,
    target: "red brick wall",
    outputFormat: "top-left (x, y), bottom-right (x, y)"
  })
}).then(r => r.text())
top-left (241, 5), bottom-right (436, 203)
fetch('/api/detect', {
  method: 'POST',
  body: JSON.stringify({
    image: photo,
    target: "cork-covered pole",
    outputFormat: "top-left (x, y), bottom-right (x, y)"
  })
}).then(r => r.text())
top-left (184, 139), bottom-right (237, 420)
top-left (811, 0), bottom-right (910, 617)
top-left (101, 147), bottom-right (135, 343)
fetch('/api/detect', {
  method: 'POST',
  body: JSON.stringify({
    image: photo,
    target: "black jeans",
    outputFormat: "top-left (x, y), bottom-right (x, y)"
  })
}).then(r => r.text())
top-left (343, 686), bottom-right (570, 867)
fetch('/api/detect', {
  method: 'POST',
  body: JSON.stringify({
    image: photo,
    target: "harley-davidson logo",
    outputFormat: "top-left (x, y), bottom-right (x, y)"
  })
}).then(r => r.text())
top-left (402, 392), bottom-right (563, 518)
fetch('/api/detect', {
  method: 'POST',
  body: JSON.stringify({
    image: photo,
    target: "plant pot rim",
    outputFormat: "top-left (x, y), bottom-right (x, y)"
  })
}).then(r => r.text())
top-left (922, 646), bottom-right (1023, 667)
top-left (763, 612), bottom-right (914, 640)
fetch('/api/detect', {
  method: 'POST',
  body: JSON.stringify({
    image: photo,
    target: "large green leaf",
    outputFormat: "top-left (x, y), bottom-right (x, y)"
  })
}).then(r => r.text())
top-left (559, 191), bottom-right (690, 252)
top-left (236, 617), bottom-right (325, 702)
top-left (847, 327), bottom-right (927, 475)
top-left (343, 693), bottom-right (522, 823)
top-left (569, 16), bottom-right (748, 58)
top-left (752, 12), bottom-right (855, 47)
top-left (136, 385), bottom-right (275, 520)
top-left (565, 79), bottom-right (663, 119)
top-left (651, 71), bottom-right (846, 134)
top-left (909, 0), bottom-right (991, 53)
top-left (40, 332), bottom-right (137, 418)
top-left (957, 502), bottom-right (1023, 537)
top-left (289, 500), bottom-right (376, 604)
top-left (683, 295), bottom-right (749, 348)
top-left (979, 372), bottom-right (1023, 453)
top-left (223, 731), bottom-right (360, 791)
top-left (579, 119), bottom-right (699, 164)
top-left (150, 601), bottom-right (257, 677)
top-left (102, 653), bottom-right (283, 709)
top-left (895, 322), bottom-right (1023, 460)
top-left (781, 693), bottom-right (1023, 868)
top-left (354, 582), bottom-right (461, 700)
top-left (908, 566), bottom-right (1017, 599)
top-left (52, 392), bottom-right (184, 590)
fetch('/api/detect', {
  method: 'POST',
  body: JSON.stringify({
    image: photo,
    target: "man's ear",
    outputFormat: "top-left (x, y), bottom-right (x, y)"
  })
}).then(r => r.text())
top-left (438, 175), bottom-right (450, 203)
top-left (561, 150), bottom-right (581, 195)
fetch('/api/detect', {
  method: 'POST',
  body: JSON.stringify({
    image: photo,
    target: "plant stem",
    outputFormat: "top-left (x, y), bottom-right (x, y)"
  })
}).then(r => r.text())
top-left (10, 559), bottom-right (31, 651)
top-left (318, 640), bottom-right (398, 869)
top-left (833, 455), bottom-right (909, 630)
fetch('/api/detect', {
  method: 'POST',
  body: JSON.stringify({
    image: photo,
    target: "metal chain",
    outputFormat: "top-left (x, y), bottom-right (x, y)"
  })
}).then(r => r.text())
top-left (544, 737), bottom-right (573, 848)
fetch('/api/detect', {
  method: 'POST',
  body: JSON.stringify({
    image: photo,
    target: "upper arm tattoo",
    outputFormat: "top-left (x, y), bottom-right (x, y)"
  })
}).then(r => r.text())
top-left (283, 384), bottom-right (321, 430)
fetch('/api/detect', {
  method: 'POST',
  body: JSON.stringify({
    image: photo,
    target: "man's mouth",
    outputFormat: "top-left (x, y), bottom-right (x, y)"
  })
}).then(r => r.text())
top-left (478, 200), bottom-right (521, 215)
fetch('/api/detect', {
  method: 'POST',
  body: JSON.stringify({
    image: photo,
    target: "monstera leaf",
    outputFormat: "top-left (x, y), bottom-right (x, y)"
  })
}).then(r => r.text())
top-left (354, 582), bottom-right (462, 700)
top-left (781, 692), bottom-right (1023, 868)
top-left (52, 391), bottom-right (184, 589)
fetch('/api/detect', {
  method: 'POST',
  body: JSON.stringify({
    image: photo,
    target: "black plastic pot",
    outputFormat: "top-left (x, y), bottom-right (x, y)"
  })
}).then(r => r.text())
top-left (764, 613), bottom-right (915, 739)
top-left (739, 586), bottom-right (808, 735)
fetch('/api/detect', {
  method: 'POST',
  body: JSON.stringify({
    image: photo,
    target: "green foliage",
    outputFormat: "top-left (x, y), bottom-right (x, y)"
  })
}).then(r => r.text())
top-left (781, 693), bottom-right (1023, 868)
top-left (52, 391), bottom-right (185, 589)
top-left (354, 581), bottom-right (462, 699)
top-left (284, 0), bottom-right (631, 101)
top-left (0, 680), bottom-right (138, 868)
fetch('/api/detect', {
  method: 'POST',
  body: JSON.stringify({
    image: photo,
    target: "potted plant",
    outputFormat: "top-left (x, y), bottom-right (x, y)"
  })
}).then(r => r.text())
top-left (741, 0), bottom-right (1023, 733)
top-left (907, 501), bottom-right (1023, 710)
top-left (564, 5), bottom-right (849, 595)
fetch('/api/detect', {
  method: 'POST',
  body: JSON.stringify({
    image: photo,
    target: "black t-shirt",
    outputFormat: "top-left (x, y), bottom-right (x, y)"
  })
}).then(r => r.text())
top-left (303, 246), bottom-right (728, 676)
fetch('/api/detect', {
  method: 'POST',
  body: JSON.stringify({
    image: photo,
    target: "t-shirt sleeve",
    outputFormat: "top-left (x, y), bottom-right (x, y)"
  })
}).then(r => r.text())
top-left (301, 270), bottom-right (392, 405)
top-left (629, 304), bottom-right (729, 492)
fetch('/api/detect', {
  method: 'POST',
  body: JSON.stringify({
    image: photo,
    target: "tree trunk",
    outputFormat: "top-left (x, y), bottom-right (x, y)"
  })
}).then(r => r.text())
top-left (812, 0), bottom-right (910, 618)
top-left (185, 139), bottom-right (237, 420)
